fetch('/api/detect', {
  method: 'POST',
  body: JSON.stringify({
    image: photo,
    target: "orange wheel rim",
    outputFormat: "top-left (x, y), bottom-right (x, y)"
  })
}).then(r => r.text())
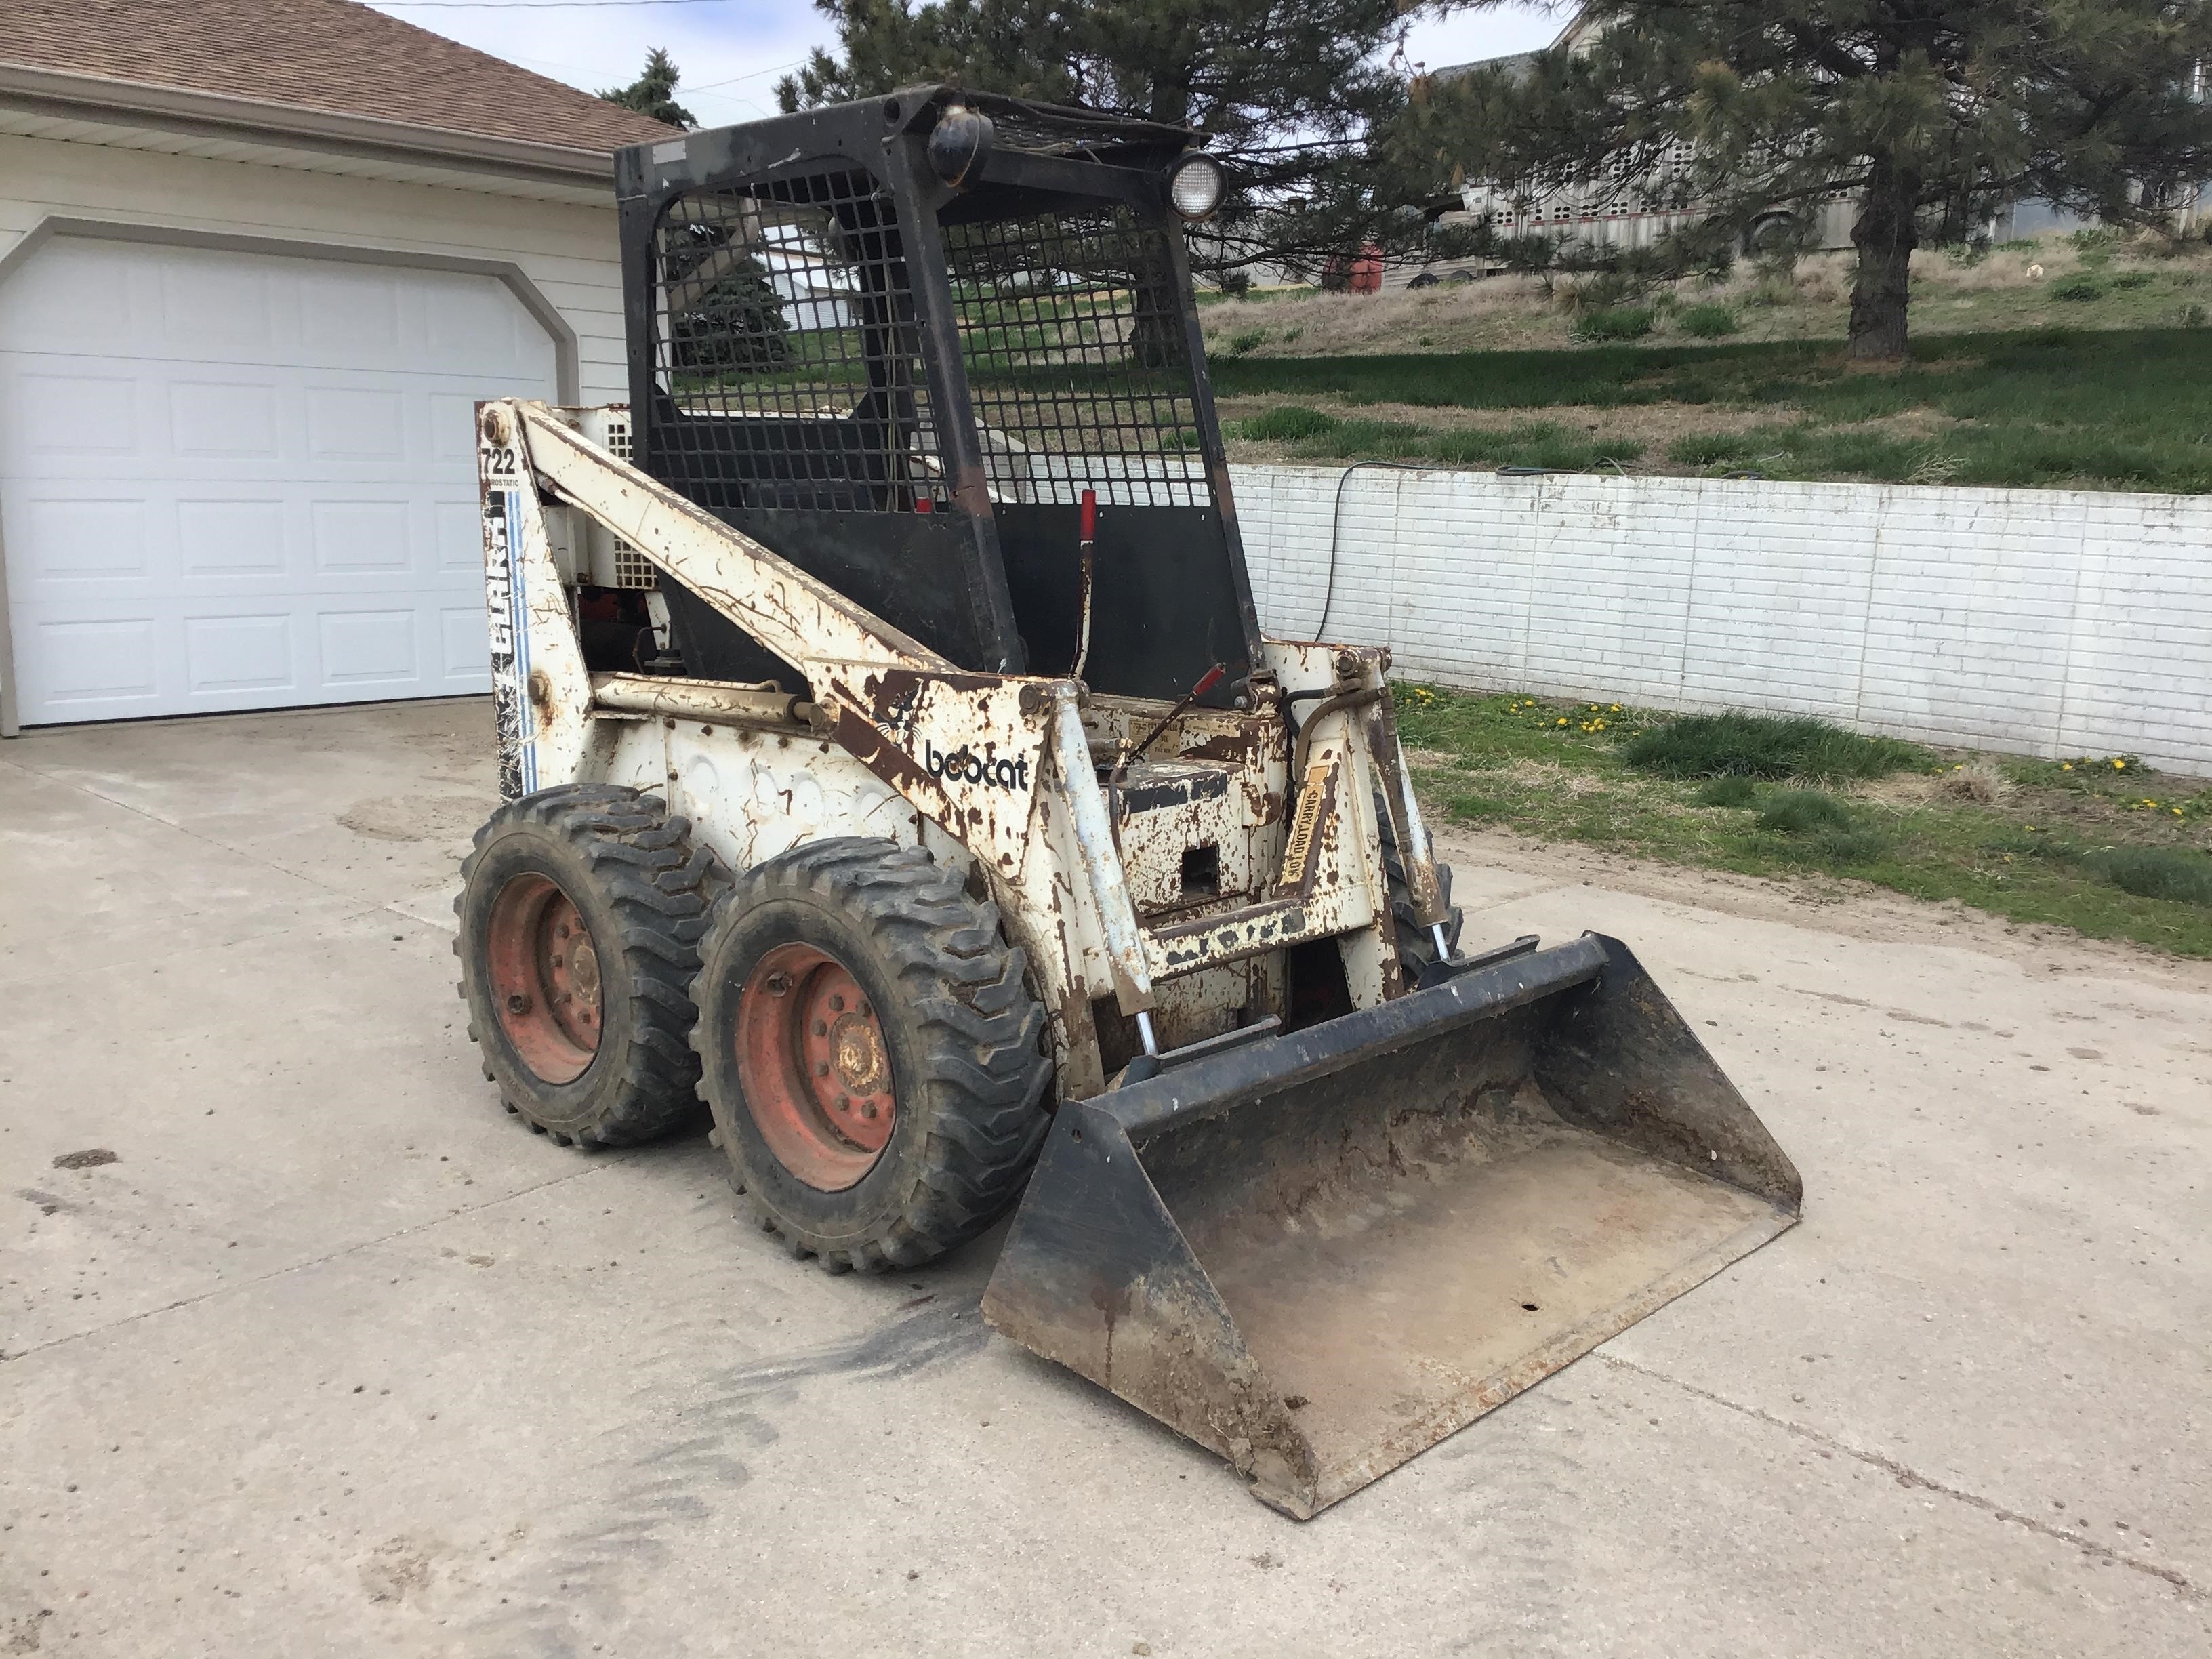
top-left (734, 942), bottom-right (896, 1191)
top-left (486, 874), bottom-right (602, 1085)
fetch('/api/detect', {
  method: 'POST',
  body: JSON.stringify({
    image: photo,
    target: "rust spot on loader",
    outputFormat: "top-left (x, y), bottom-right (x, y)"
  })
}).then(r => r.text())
top-left (527, 666), bottom-right (556, 733)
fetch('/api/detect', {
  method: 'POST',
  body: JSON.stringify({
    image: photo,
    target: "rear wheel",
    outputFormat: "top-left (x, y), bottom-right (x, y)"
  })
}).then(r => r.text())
top-left (692, 838), bottom-right (1052, 1272)
top-left (1376, 796), bottom-right (1464, 985)
top-left (456, 785), bottom-right (721, 1146)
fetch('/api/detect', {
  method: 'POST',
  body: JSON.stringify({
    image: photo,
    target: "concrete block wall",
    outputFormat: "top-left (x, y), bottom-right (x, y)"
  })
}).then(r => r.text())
top-left (1230, 465), bottom-right (2212, 778)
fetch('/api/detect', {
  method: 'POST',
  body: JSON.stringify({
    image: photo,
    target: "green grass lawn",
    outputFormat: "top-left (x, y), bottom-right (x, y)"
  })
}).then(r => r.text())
top-left (1212, 327), bottom-right (2212, 492)
top-left (1398, 689), bottom-right (2212, 957)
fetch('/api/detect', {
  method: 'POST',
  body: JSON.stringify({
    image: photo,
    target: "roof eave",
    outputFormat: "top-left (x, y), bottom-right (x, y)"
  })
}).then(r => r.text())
top-left (0, 59), bottom-right (630, 188)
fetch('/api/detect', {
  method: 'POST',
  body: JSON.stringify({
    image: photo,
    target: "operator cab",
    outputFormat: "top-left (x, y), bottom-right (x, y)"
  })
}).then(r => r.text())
top-left (609, 88), bottom-right (1262, 710)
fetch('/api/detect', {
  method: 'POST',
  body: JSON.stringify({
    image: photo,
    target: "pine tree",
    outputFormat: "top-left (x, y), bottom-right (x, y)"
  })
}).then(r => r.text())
top-left (663, 222), bottom-right (795, 375)
top-left (1399, 1), bottom-right (2212, 358)
top-left (777, 0), bottom-right (1437, 277)
top-left (599, 47), bottom-right (696, 129)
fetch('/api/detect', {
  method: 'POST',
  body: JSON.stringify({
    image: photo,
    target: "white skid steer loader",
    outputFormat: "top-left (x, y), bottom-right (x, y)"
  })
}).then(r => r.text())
top-left (455, 89), bottom-right (1802, 1518)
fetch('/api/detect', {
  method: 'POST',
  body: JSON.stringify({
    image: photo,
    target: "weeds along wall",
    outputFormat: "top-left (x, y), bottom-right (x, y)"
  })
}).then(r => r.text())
top-left (1229, 466), bottom-right (2212, 778)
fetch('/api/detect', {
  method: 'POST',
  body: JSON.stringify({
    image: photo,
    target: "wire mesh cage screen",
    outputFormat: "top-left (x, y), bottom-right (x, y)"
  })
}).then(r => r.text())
top-left (649, 165), bottom-right (939, 514)
top-left (942, 205), bottom-right (1208, 509)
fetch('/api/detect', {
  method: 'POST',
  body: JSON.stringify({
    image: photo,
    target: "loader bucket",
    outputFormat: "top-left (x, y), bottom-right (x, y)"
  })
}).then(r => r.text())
top-left (981, 934), bottom-right (1801, 1517)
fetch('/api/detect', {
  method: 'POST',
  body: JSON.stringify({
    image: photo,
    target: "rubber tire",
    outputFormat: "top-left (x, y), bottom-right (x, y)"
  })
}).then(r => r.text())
top-left (691, 837), bottom-right (1052, 1273)
top-left (1376, 795), bottom-right (1465, 983)
top-left (456, 784), bottom-right (722, 1147)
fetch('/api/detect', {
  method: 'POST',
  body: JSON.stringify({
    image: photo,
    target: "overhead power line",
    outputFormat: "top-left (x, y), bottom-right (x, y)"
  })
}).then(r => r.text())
top-left (687, 61), bottom-right (808, 91)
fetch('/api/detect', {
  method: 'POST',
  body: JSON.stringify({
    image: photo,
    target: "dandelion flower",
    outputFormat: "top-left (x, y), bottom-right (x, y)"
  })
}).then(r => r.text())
top-left (2062, 763), bottom-right (2073, 772)
top-left (2114, 759), bottom-right (2127, 769)
top-left (1556, 718), bottom-right (1569, 727)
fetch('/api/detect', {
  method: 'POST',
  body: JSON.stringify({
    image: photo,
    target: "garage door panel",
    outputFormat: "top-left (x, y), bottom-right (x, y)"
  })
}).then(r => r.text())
top-left (0, 243), bottom-right (134, 354)
top-left (440, 606), bottom-right (491, 682)
top-left (317, 608), bottom-right (419, 687)
top-left (433, 499), bottom-right (481, 572)
top-left (300, 266), bottom-right (407, 365)
top-left (305, 384), bottom-right (409, 462)
top-left (170, 380), bottom-right (285, 459)
top-left (21, 613), bottom-right (163, 710)
top-left (309, 499), bottom-right (414, 575)
top-left (428, 392), bottom-right (483, 464)
top-left (160, 257), bottom-right (277, 352)
top-left (177, 497), bottom-right (289, 578)
top-left (426, 279), bottom-right (536, 374)
top-left (10, 369), bottom-right (139, 460)
top-left (4, 238), bottom-right (553, 723)
top-left (183, 612), bottom-right (296, 695)
top-left (22, 497), bottom-right (149, 582)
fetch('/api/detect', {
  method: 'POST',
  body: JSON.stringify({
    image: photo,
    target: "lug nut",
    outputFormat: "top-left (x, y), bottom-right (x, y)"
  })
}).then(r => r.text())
top-left (552, 955), bottom-right (563, 968)
top-left (557, 924), bottom-right (571, 939)
top-left (816, 1062), bottom-right (830, 1077)
top-left (764, 970), bottom-right (793, 996)
top-left (837, 1095), bottom-right (851, 1111)
top-left (830, 994), bottom-right (846, 1012)
top-left (506, 994), bottom-right (531, 1015)
top-left (813, 1019), bottom-right (828, 1036)
top-left (861, 1102), bottom-right (879, 1120)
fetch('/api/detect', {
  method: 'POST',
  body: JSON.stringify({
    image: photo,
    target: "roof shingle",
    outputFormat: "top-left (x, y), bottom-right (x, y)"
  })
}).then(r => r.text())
top-left (3, 0), bottom-right (676, 155)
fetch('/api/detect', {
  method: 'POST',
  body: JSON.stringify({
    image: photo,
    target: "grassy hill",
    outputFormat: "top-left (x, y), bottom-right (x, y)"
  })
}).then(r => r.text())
top-left (1201, 232), bottom-right (2212, 492)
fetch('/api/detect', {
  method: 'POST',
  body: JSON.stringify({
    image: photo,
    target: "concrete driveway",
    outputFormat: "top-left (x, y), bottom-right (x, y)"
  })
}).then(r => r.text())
top-left (3, 699), bottom-right (2207, 1658)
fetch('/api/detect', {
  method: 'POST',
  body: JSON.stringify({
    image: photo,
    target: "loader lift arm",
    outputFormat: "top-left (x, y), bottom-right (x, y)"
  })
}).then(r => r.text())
top-left (481, 395), bottom-right (1168, 1022)
top-left (499, 399), bottom-right (944, 675)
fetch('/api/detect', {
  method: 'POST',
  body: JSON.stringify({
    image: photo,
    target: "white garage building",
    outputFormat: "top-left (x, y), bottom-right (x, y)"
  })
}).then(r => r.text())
top-left (0, 0), bottom-right (670, 733)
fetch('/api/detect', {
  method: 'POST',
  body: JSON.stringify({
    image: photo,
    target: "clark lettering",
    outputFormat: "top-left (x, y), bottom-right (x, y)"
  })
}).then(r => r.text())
top-left (925, 741), bottom-right (1029, 791)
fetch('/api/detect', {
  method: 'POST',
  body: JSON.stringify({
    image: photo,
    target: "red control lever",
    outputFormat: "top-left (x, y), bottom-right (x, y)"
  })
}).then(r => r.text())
top-left (1124, 661), bottom-right (1229, 773)
top-left (1071, 488), bottom-right (1099, 680)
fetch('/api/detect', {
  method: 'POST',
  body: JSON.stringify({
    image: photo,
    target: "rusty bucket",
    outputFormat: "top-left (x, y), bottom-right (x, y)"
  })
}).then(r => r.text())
top-left (981, 934), bottom-right (1801, 1517)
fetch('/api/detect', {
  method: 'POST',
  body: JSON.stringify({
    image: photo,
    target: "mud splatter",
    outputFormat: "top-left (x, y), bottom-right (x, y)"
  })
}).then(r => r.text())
top-left (337, 794), bottom-right (491, 844)
top-left (360, 1534), bottom-right (441, 1605)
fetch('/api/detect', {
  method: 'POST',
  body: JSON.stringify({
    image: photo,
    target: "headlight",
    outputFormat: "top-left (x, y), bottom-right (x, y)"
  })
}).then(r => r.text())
top-left (1168, 154), bottom-right (1224, 221)
top-left (927, 104), bottom-right (994, 188)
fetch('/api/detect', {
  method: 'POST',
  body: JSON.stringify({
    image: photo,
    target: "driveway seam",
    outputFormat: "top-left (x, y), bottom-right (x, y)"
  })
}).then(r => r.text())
top-left (1, 1154), bottom-right (632, 1367)
top-left (1600, 1353), bottom-right (2202, 1599)
top-left (1456, 881), bottom-right (1574, 914)
top-left (0, 904), bottom-right (415, 994)
top-left (4, 754), bottom-right (466, 930)
top-left (3, 758), bottom-right (373, 907)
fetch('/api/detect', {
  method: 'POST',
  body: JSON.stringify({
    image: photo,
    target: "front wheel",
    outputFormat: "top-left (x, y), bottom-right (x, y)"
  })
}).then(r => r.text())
top-left (455, 785), bottom-right (720, 1146)
top-left (691, 838), bottom-right (1052, 1273)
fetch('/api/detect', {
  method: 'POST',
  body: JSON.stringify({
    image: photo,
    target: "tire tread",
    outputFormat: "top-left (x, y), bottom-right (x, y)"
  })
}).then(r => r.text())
top-left (456, 783), bottom-right (721, 1147)
top-left (693, 836), bottom-right (1051, 1271)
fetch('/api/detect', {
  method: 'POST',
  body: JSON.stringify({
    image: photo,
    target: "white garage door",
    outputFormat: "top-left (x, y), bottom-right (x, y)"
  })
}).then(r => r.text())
top-left (0, 237), bottom-right (557, 724)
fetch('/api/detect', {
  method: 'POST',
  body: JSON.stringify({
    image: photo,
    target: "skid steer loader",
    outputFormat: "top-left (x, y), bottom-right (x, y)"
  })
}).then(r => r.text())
top-left (455, 88), bottom-right (1802, 1517)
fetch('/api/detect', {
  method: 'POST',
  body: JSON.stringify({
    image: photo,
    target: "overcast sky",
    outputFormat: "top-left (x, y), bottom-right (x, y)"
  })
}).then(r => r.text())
top-left (363, 0), bottom-right (1568, 129)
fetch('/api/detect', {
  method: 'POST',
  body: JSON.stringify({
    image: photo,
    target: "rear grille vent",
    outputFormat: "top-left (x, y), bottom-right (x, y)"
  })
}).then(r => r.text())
top-left (599, 412), bottom-right (653, 588)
